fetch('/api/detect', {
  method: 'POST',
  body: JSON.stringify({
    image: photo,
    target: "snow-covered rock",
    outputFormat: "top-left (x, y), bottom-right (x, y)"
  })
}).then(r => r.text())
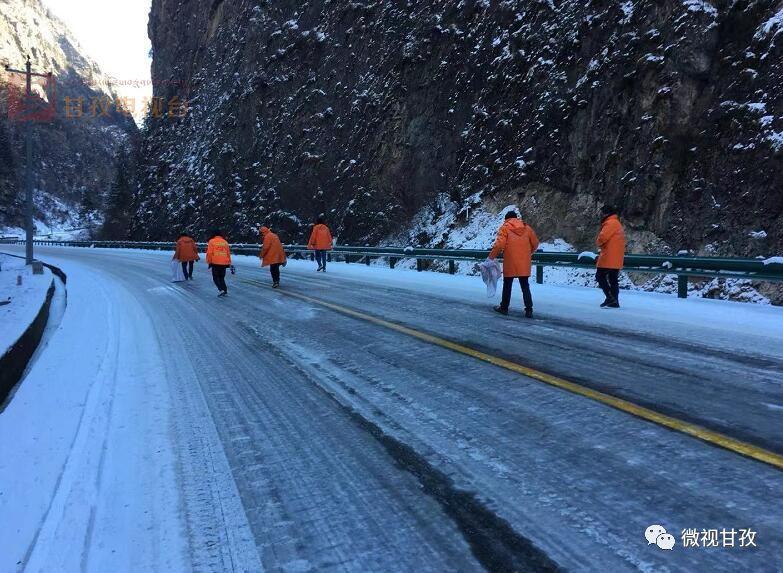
top-left (132, 0), bottom-right (782, 274)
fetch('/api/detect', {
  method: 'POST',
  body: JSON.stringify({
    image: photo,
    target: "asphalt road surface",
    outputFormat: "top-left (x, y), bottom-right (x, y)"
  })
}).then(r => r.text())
top-left (7, 245), bottom-right (783, 572)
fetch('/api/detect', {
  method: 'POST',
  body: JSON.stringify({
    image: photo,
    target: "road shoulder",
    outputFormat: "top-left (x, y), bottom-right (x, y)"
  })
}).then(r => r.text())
top-left (0, 257), bottom-right (192, 571)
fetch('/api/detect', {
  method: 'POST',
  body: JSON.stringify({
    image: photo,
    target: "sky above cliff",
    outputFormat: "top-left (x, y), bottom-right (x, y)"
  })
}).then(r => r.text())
top-left (42, 0), bottom-right (152, 121)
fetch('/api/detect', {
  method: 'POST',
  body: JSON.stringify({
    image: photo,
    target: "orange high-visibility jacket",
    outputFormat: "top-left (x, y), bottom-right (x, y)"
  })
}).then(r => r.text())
top-left (174, 236), bottom-right (200, 262)
top-left (489, 218), bottom-right (540, 278)
top-left (308, 224), bottom-right (333, 251)
top-left (259, 227), bottom-right (287, 267)
top-left (206, 236), bottom-right (231, 266)
top-left (596, 215), bottom-right (625, 269)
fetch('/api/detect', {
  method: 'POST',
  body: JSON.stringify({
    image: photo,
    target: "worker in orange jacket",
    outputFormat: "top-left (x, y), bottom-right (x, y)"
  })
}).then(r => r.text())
top-left (307, 217), bottom-right (333, 272)
top-left (206, 230), bottom-right (232, 297)
top-left (595, 205), bottom-right (626, 308)
top-left (259, 226), bottom-right (287, 288)
top-left (173, 232), bottom-right (200, 280)
top-left (488, 211), bottom-right (540, 318)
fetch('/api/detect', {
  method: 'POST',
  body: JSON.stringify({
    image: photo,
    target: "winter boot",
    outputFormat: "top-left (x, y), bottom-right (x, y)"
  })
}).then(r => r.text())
top-left (494, 306), bottom-right (508, 316)
top-left (524, 309), bottom-right (533, 319)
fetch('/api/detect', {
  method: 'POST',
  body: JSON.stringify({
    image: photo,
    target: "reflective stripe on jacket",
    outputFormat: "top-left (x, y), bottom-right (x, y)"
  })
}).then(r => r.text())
top-left (206, 237), bottom-right (231, 266)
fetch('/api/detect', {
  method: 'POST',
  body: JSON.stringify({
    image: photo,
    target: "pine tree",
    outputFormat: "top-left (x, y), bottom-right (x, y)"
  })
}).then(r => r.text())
top-left (79, 187), bottom-right (99, 235)
top-left (99, 153), bottom-right (134, 239)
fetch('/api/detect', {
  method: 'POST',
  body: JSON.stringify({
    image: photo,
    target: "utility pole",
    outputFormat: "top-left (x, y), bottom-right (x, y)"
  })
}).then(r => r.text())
top-left (5, 56), bottom-right (52, 265)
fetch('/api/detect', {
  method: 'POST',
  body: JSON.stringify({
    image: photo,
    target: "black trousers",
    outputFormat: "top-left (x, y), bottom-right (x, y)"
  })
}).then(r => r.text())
top-left (270, 263), bottom-right (281, 283)
top-left (211, 265), bottom-right (228, 292)
top-left (500, 277), bottom-right (533, 311)
top-left (315, 250), bottom-right (328, 269)
top-left (596, 268), bottom-right (620, 301)
top-left (181, 260), bottom-right (194, 279)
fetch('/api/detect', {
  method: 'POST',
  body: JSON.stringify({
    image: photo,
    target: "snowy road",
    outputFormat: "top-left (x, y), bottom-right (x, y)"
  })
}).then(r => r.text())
top-left (2, 245), bottom-right (783, 572)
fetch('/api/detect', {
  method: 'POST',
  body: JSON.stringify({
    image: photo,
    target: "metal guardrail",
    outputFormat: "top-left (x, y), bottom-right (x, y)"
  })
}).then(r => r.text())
top-left (4, 239), bottom-right (783, 299)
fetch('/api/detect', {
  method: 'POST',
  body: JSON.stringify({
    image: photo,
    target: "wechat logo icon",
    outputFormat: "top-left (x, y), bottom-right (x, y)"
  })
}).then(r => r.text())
top-left (645, 524), bottom-right (676, 550)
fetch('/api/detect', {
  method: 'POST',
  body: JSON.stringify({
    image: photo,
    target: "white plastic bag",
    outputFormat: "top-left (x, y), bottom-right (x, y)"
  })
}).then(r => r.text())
top-left (171, 259), bottom-right (186, 282)
top-left (479, 259), bottom-right (502, 297)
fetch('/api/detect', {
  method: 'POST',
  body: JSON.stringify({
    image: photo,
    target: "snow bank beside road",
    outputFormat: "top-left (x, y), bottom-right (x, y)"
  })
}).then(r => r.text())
top-left (0, 257), bottom-right (189, 572)
top-left (0, 254), bottom-right (52, 357)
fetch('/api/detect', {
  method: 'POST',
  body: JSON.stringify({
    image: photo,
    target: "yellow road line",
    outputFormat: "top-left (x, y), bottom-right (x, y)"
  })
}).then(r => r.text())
top-left (239, 278), bottom-right (783, 470)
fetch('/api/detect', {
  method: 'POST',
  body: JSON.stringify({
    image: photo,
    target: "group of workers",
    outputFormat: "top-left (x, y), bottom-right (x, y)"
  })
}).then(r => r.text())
top-left (173, 217), bottom-right (333, 296)
top-left (487, 204), bottom-right (625, 317)
top-left (171, 207), bottom-right (626, 315)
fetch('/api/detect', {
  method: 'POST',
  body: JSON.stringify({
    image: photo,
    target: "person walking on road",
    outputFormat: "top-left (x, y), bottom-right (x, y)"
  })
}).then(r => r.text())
top-left (595, 205), bottom-right (626, 308)
top-left (488, 211), bottom-right (540, 318)
top-left (206, 230), bottom-right (232, 297)
top-left (174, 232), bottom-right (200, 280)
top-left (259, 226), bottom-right (287, 288)
top-left (307, 217), bottom-right (333, 272)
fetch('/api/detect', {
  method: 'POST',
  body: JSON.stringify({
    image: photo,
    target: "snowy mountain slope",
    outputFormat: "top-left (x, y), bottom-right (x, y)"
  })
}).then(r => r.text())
top-left (0, 0), bottom-right (137, 235)
top-left (135, 0), bottom-right (782, 263)
top-left (136, 0), bottom-right (783, 254)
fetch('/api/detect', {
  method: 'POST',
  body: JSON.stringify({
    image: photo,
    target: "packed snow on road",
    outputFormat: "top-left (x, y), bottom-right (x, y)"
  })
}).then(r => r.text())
top-left (1, 245), bottom-right (782, 572)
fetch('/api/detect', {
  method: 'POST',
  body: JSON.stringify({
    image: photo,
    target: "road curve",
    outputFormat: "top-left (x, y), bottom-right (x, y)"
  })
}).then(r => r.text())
top-left (10, 245), bottom-right (783, 573)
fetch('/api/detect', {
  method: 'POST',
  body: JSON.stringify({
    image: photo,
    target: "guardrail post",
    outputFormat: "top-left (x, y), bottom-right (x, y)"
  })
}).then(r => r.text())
top-left (345, 254), bottom-right (351, 264)
top-left (365, 256), bottom-right (371, 266)
top-left (677, 275), bottom-right (688, 299)
top-left (448, 260), bottom-right (456, 275)
top-left (536, 265), bottom-right (544, 285)
top-left (390, 257), bottom-right (397, 269)
top-left (677, 250), bottom-right (689, 299)
top-left (416, 258), bottom-right (423, 272)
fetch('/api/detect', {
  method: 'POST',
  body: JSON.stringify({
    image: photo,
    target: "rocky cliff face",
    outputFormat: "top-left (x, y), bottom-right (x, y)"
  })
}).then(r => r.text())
top-left (0, 0), bottom-right (137, 235)
top-left (136, 0), bottom-right (782, 260)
